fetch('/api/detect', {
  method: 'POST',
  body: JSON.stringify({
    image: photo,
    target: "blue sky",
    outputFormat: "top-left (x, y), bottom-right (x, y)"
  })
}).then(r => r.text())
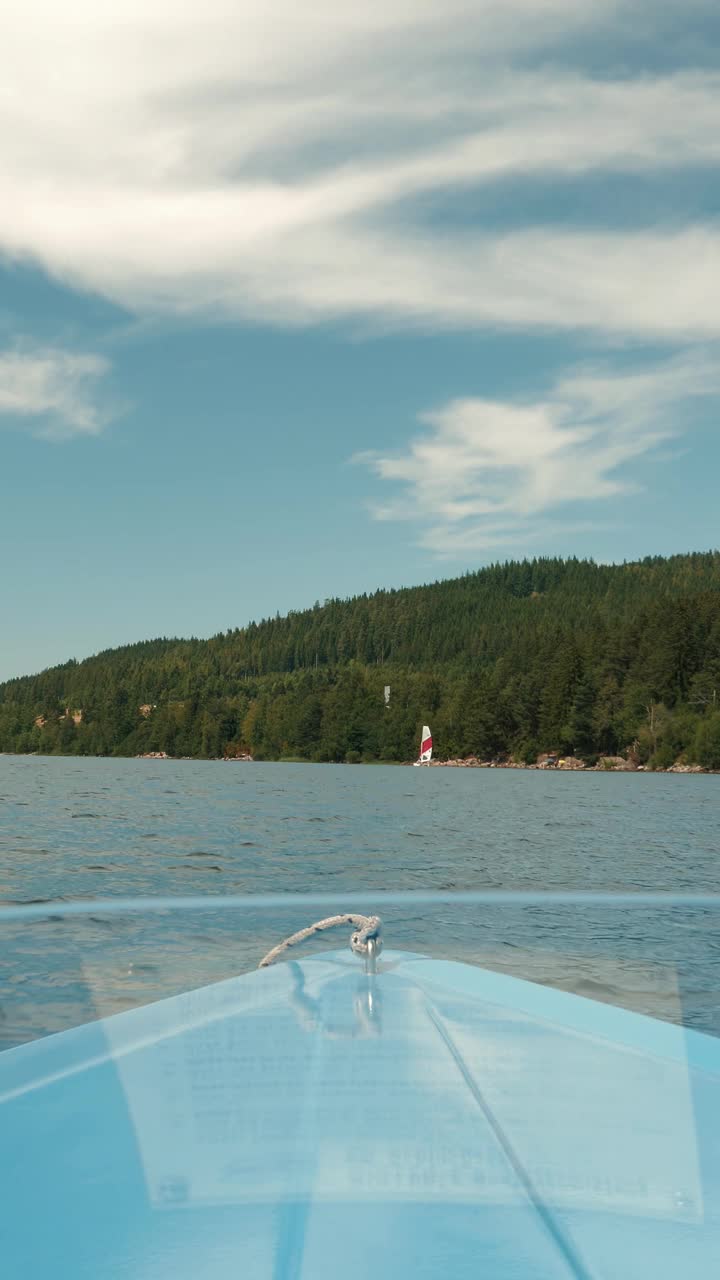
top-left (1, 1), bottom-right (719, 680)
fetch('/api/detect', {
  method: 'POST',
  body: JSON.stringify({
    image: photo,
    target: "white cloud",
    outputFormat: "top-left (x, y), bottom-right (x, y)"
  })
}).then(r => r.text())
top-left (158, 223), bottom-right (719, 339)
top-left (356, 351), bottom-right (720, 554)
top-left (0, 2), bottom-right (719, 337)
top-left (0, 347), bottom-right (112, 440)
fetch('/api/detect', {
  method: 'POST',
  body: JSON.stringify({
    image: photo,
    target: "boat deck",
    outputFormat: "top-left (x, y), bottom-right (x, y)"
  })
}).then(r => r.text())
top-left (2, 950), bottom-right (719, 1278)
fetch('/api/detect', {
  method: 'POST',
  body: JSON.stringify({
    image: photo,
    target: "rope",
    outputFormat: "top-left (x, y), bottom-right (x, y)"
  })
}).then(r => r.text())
top-left (258, 913), bottom-right (381, 968)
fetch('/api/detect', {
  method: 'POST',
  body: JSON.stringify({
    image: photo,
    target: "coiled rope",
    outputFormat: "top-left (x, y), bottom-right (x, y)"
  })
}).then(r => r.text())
top-left (258, 913), bottom-right (381, 968)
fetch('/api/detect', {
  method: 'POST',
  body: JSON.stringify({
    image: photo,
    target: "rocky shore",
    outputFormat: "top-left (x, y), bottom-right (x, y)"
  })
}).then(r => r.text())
top-left (134, 749), bottom-right (708, 772)
top-left (415, 754), bottom-right (708, 773)
top-left (136, 750), bottom-right (254, 761)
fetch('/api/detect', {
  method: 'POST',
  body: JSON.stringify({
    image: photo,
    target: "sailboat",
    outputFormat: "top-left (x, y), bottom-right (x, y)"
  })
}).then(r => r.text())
top-left (413, 724), bottom-right (432, 766)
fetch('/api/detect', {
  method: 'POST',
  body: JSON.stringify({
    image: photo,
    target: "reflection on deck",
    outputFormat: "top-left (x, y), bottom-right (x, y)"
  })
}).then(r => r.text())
top-left (101, 954), bottom-right (703, 1219)
top-left (2, 950), bottom-right (719, 1279)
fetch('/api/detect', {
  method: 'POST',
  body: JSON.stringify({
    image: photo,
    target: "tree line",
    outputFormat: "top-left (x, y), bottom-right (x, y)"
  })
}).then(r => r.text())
top-left (1, 552), bottom-right (719, 769)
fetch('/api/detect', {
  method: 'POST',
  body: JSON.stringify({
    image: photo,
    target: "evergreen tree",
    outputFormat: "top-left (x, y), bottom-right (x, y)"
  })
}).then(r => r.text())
top-left (1, 552), bottom-right (719, 766)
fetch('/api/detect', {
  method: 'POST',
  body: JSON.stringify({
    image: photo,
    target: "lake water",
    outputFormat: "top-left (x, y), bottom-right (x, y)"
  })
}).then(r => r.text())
top-left (1, 755), bottom-right (719, 1048)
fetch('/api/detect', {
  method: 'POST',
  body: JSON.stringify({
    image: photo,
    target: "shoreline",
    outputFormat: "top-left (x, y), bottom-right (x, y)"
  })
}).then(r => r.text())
top-left (408, 758), bottom-right (710, 774)
top-left (2, 750), bottom-right (715, 774)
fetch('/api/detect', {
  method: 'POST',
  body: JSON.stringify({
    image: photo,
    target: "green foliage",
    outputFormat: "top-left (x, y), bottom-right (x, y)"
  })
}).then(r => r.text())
top-left (694, 713), bottom-right (720, 771)
top-left (648, 742), bottom-right (676, 771)
top-left (1, 552), bottom-right (719, 766)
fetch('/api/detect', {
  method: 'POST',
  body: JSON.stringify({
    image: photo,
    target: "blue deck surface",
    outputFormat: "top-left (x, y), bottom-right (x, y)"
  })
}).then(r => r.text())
top-left (1, 951), bottom-right (719, 1278)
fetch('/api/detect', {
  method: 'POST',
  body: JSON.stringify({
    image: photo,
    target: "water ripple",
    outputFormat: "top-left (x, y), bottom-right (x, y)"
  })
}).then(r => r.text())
top-left (0, 756), bottom-right (718, 1048)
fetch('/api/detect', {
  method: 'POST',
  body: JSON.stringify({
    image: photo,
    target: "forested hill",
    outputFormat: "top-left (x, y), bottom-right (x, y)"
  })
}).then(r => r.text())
top-left (2, 552), bottom-right (720, 768)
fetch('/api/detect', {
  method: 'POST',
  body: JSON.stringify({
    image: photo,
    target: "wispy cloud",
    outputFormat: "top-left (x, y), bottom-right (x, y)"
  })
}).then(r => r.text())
top-left (0, 346), bottom-right (112, 440)
top-left (1, 3), bottom-right (719, 337)
top-left (355, 352), bottom-right (720, 554)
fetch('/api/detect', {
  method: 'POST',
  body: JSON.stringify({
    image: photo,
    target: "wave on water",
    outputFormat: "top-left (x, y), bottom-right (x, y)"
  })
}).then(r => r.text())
top-left (0, 757), bottom-right (719, 1046)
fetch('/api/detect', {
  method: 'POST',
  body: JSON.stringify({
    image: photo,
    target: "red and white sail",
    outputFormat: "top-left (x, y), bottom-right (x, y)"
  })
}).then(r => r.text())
top-left (419, 725), bottom-right (432, 763)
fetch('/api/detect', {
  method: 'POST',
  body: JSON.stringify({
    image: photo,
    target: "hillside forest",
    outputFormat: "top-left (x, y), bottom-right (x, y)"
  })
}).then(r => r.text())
top-left (1, 553), bottom-right (720, 770)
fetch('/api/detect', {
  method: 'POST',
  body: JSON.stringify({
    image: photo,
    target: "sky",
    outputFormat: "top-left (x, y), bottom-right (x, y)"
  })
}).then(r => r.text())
top-left (1, 1), bottom-right (719, 680)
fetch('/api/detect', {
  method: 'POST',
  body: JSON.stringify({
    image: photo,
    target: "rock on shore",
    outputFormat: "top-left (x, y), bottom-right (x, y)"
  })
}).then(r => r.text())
top-left (411, 754), bottom-right (708, 773)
